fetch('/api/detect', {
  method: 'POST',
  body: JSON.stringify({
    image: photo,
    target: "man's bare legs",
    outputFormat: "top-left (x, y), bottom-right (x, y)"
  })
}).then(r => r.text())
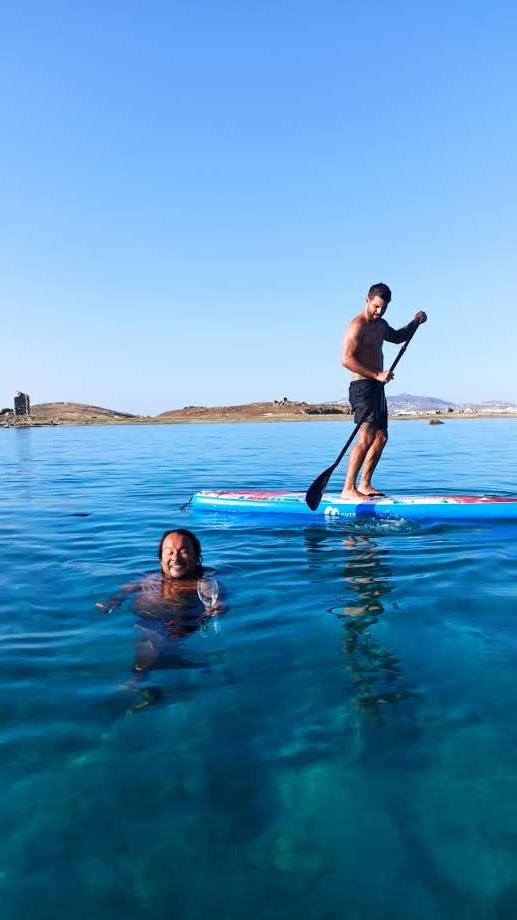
top-left (358, 429), bottom-right (388, 496)
top-left (341, 426), bottom-right (387, 500)
top-left (341, 425), bottom-right (375, 500)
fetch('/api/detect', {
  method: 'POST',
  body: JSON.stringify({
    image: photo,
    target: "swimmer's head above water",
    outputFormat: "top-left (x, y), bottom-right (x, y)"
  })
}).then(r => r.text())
top-left (157, 528), bottom-right (203, 580)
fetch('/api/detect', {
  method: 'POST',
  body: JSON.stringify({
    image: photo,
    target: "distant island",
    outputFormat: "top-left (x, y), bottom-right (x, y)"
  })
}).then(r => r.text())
top-left (2, 395), bottom-right (517, 428)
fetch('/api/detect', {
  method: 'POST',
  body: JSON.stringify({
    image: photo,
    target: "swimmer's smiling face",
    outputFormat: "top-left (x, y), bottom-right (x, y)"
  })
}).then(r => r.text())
top-left (160, 533), bottom-right (198, 579)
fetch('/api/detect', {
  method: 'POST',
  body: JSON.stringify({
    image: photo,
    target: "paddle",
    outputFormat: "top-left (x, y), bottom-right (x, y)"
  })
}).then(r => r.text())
top-left (305, 324), bottom-right (420, 510)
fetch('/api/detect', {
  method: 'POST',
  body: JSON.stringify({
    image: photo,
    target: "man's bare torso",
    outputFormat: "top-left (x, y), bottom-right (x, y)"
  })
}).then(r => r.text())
top-left (348, 314), bottom-right (387, 381)
top-left (131, 572), bottom-right (200, 616)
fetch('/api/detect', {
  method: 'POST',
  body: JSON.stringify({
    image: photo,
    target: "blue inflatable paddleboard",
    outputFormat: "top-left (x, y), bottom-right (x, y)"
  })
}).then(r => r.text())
top-left (189, 489), bottom-right (517, 522)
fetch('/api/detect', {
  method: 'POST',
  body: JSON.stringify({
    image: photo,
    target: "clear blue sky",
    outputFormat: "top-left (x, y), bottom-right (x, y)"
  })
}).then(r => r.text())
top-left (1, 0), bottom-right (515, 415)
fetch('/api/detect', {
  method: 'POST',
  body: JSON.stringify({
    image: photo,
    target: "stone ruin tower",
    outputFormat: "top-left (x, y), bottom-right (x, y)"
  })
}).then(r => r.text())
top-left (14, 391), bottom-right (30, 416)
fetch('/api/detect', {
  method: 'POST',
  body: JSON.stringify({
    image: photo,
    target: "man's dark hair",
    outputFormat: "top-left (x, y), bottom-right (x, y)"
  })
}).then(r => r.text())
top-left (368, 282), bottom-right (392, 304)
top-left (157, 528), bottom-right (203, 573)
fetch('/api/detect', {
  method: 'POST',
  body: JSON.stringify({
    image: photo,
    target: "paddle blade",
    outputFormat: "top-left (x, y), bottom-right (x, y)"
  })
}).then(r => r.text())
top-left (305, 465), bottom-right (334, 510)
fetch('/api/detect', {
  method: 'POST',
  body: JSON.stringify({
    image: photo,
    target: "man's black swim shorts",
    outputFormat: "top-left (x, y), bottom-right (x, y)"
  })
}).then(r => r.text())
top-left (348, 379), bottom-right (388, 431)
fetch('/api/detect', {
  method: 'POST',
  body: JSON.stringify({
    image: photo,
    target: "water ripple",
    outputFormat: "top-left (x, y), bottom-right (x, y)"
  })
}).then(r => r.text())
top-left (1, 421), bottom-right (517, 917)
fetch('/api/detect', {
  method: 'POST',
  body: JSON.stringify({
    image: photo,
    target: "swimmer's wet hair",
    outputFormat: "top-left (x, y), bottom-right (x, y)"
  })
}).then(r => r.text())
top-left (157, 528), bottom-right (203, 572)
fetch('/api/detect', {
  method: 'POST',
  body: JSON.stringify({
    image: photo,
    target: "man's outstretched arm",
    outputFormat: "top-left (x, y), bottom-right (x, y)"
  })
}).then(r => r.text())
top-left (383, 311), bottom-right (427, 344)
top-left (95, 580), bottom-right (142, 613)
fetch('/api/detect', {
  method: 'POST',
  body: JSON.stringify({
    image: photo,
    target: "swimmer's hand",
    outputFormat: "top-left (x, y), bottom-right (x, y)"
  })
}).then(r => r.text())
top-left (204, 601), bottom-right (226, 616)
top-left (95, 597), bottom-right (122, 613)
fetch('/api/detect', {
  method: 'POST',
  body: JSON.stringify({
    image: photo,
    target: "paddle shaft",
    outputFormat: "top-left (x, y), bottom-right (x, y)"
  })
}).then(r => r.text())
top-left (305, 323), bottom-right (419, 509)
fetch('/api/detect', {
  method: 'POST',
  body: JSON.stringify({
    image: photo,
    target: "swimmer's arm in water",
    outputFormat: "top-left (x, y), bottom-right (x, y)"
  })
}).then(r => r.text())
top-left (95, 580), bottom-right (143, 613)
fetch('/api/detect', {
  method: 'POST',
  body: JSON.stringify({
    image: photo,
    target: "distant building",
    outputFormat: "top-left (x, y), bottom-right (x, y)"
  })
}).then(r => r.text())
top-left (14, 391), bottom-right (30, 416)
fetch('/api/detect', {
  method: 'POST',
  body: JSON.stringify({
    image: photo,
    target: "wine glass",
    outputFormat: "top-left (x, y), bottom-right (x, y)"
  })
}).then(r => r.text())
top-left (197, 577), bottom-right (219, 611)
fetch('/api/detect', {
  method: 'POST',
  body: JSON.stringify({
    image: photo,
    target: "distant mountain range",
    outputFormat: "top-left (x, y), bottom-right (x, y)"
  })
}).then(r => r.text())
top-left (385, 393), bottom-right (517, 413)
top-left (330, 393), bottom-right (517, 413)
top-left (387, 393), bottom-right (454, 413)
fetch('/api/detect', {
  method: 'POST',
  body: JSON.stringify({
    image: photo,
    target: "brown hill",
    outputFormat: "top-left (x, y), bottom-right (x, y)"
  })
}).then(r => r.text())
top-left (158, 401), bottom-right (350, 420)
top-left (31, 402), bottom-right (136, 420)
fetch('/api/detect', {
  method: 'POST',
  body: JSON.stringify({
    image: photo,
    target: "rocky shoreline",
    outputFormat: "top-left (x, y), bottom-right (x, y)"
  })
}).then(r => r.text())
top-left (2, 407), bottom-right (517, 429)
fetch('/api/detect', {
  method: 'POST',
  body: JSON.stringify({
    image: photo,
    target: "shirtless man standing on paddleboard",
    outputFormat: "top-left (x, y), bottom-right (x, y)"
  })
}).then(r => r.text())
top-left (341, 283), bottom-right (427, 500)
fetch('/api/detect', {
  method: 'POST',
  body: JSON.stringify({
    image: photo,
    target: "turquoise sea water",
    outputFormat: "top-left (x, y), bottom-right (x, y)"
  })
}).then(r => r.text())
top-left (1, 419), bottom-right (517, 919)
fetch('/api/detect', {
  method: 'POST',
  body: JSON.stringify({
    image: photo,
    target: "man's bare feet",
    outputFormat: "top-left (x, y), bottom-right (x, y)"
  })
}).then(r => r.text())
top-left (358, 485), bottom-right (386, 498)
top-left (340, 488), bottom-right (369, 501)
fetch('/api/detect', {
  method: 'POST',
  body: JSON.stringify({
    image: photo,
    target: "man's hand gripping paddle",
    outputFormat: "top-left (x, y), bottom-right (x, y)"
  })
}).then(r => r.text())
top-left (305, 324), bottom-right (420, 510)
